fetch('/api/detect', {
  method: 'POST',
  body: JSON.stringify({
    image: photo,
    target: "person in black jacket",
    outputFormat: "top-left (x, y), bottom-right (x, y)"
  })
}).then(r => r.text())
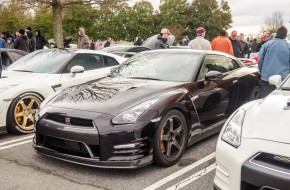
top-left (14, 29), bottom-right (29, 52)
top-left (229, 30), bottom-right (242, 58)
top-left (155, 28), bottom-right (171, 49)
top-left (35, 30), bottom-right (47, 50)
top-left (27, 31), bottom-right (36, 52)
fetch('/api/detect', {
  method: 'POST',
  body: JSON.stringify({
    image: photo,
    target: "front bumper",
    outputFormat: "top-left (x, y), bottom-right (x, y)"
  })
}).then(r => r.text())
top-left (34, 108), bottom-right (155, 168)
top-left (214, 138), bottom-right (290, 190)
top-left (34, 143), bottom-right (153, 169)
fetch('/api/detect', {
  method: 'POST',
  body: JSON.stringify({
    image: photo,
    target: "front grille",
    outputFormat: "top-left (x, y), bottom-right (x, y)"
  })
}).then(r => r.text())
top-left (251, 152), bottom-right (290, 174)
top-left (45, 113), bottom-right (94, 127)
top-left (44, 136), bottom-right (91, 158)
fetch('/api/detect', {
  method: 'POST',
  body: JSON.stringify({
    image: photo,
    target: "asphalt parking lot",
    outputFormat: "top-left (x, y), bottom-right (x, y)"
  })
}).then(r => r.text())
top-left (0, 133), bottom-right (218, 190)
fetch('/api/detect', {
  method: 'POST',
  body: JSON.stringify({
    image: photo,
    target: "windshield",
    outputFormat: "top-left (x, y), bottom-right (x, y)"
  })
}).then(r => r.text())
top-left (113, 51), bottom-right (200, 82)
top-left (7, 49), bottom-right (73, 73)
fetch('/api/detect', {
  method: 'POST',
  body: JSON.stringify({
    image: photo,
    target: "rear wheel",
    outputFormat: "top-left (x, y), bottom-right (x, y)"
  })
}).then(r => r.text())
top-left (153, 110), bottom-right (188, 167)
top-left (7, 92), bottom-right (43, 134)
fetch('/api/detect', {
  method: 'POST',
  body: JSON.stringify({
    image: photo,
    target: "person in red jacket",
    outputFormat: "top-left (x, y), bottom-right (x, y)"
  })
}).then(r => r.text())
top-left (211, 30), bottom-right (234, 56)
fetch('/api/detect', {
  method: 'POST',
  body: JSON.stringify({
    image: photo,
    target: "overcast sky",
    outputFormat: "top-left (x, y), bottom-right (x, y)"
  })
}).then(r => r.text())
top-left (131, 0), bottom-right (290, 36)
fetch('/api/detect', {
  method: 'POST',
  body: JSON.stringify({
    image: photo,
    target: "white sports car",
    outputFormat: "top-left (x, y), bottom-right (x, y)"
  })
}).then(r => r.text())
top-left (0, 49), bottom-right (126, 134)
top-left (214, 75), bottom-right (290, 190)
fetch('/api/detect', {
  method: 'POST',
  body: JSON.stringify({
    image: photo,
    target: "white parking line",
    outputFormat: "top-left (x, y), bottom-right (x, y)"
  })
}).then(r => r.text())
top-left (0, 140), bottom-right (32, 150)
top-left (166, 163), bottom-right (216, 190)
top-left (0, 135), bottom-right (34, 147)
top-left (143, 152), bottom-right (215, 190)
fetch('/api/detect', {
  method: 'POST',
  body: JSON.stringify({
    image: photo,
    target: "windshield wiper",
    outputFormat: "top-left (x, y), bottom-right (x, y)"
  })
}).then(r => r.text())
top-left (12, 70), bottom-right (33, 73)
top-left (128, 76), bottom-right (162, 81)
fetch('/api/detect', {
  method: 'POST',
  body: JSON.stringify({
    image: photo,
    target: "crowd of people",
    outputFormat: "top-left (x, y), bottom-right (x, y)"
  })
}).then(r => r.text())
top-left (1, 25), bottom-right (289, 99)
top-left (0, 27), bottom-right (47, 52)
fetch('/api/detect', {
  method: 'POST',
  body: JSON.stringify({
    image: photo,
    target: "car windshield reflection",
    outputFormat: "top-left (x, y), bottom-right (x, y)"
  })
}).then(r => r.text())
top-left (113, 52), bottom-right (200, 82)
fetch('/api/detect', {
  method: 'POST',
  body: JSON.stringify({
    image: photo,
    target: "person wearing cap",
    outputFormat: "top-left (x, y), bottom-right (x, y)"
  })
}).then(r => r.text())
top-left (211, 30), bottom-right (234, 55)
top-left (256, 34), bottom-right (269, 52)
top-left (155, 28), bottom-right (171, 49)
top-left (229, 30), bottom-right (242, 58)
top-left (14, 29), bottom-right (29, 52)
top-left (188, 26), bottom-right (211, 50)
top-left (258, 26), bottom-right (290, 98)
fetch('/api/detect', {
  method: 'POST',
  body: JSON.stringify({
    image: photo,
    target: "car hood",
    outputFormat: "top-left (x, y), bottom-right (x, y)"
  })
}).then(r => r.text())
top-left (0, 71), bottom-right (50, 85)
top-left (242, 90), bottom-right (290, 144)
top-left (47, 78), bottom-right (184, 115)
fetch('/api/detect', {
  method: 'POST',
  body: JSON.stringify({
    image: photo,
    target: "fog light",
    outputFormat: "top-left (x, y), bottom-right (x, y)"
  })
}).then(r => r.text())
top-left (216, 164), bottom-right (229, 177)
top-left (114, 143), bottom-right (136, 149)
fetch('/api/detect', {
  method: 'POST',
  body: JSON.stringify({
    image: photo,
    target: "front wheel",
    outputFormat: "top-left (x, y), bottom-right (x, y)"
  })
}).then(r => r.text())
top-left (7, 92), bottom-right (43, 134)
top-left (249, 86), bottom-right (261, 101)
top-left (153, 110), bottom-right (188, 167)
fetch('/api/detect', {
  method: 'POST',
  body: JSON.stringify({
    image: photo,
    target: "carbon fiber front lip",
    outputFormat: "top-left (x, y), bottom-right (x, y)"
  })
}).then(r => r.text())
top-left (33, 143), bottom-right (153, 169)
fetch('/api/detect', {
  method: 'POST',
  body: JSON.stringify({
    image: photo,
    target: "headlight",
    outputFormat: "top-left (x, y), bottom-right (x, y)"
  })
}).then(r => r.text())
top-left (221, 109), bottom-right (245, 148)
top-left (0, 84), bottom-right (18, 93)
top-left (112, 98), bottom-right (160, 124)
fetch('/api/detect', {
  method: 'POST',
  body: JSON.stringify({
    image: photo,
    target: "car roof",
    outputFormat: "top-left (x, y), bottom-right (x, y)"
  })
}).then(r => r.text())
top-left (143, 49), bottom-right (237, 58)
top-left (100, 45), bottom-right (150, 53)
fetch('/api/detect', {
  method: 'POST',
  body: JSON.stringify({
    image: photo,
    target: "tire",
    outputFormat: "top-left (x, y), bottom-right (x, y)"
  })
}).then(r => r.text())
top-left (153, 110), bottom-right (188, 167)
top-left (7, 92), bottom-right (43, 134)
top-left (249, 86), bottom-right (261, 101)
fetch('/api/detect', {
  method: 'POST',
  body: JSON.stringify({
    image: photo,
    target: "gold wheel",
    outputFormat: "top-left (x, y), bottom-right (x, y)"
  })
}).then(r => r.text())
top-left (14, 95), bottom-right (42, 131)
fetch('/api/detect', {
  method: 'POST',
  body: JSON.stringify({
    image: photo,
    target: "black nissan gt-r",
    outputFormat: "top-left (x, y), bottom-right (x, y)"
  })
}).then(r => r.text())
top-left (34, 49), bottom-right (261, 168)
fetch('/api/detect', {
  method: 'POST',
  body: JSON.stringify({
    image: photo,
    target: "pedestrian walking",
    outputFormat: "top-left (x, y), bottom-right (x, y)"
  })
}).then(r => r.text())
top-left (155, 28), bottom-right (171, 49)
top-left (35, 30), bottom-right (47, 50)
top-left (258, 26), bottom-right (290, 98)
top-left (104, 37), bottom-right (113, 48)
top-left (14, 29), bottom-right (29, 52)
top-left (188, 26), bottom-right (211, 50)
top-left (77, 27), bottom-right (90, 49)
top-left (229, 30), bottom-right (242, 57)
top-left (211, 29), bottom-right (233, 55)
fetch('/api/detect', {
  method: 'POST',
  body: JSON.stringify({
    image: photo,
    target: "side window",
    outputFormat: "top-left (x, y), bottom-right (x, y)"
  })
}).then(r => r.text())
top-left (10, 52), bottom-right (24, 61)
top-left (64, 54), bottom-right (104, 73)
top-left (198, 55), bottom-right (229, 80)
top-left (104, 56), bottom-right (119, 67)
top-left (1, 52), bottom-right (12, 68)
top-left (226, 58), bottom-right (240, 71)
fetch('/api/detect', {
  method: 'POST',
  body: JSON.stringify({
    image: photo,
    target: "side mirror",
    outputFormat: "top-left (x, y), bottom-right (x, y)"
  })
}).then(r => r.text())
top-left (269, 75), bottom-right (281, 89)
top-left (205, 71), bottom-right (222, 81)
top-left (70, 65), bottom-right (84, 77)
top-left (107, 66), bottom-right (118, 77)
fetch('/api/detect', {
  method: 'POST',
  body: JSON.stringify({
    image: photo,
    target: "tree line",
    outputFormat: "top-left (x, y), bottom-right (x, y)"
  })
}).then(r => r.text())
top-left (0, 0), bottom-right (232, 47)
